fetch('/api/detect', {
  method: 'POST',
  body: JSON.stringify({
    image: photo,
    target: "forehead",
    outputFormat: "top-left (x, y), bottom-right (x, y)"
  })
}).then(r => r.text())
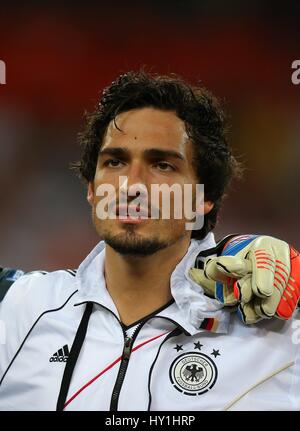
top-left (102, 107), bottom-right (189, 153)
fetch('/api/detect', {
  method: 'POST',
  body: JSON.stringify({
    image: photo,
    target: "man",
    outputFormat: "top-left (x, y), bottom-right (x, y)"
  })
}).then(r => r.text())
top-left (0, 71), bottom-right (299, 411)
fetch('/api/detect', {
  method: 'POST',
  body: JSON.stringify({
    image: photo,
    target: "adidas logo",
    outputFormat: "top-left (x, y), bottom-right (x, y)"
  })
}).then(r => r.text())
top-left (49, 344), bottom-right (69, 363)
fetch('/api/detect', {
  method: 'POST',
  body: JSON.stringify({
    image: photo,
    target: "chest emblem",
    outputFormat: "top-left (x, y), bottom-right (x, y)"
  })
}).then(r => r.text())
top-left (49, 344), bottom-right (70, 363)
top-left (169, 352), bottom-right (218, 396)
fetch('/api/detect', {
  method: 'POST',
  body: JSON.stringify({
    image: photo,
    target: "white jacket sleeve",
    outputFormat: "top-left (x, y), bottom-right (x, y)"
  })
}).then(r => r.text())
top-left (0, 273), bottom-right (46, 380)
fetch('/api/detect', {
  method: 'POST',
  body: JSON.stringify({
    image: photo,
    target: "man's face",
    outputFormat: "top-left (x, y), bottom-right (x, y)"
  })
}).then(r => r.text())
top-left (88, 107), bottom-right (213, 256)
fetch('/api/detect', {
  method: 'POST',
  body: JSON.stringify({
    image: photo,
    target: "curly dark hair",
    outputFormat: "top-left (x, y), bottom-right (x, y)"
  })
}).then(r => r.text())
top-left (73, 70), bottom-right (241, 240)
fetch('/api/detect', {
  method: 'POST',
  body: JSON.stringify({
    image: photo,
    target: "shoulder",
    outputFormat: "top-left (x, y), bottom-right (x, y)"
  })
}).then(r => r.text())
top-left (0, 269), bottom-right (79, 379)
top-left (1, 268), bottom-right (78, 311)
top-left (0, 269), bottom-right (78, 345)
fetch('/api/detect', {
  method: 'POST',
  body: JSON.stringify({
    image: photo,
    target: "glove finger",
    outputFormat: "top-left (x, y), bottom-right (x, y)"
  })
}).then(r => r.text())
top-left (234, 274), bottom-right (253, 303)
top-left (188, 268), bottom-right (216, 298)
top-left (248, 242), bottom-right (276, 297)
top-left (253, 287), bottom-right (282, 318)
top-left (237, 301), bottom-right (263, 324)
top-left (276, 247), bottom-right (300, 318)
top-left (276, 292), bottom-right (296, 319)
top-left (202, 257), bottom-right (229, 283)
top-left (189, 268), bottom-right (238, 305)
top-left (217, 279), bottom-right (238, 306)
top-left (205, 256), bottom-right (251, 282)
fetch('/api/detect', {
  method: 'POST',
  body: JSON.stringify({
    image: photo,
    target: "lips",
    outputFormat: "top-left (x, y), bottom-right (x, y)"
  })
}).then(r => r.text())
top-left (117, 204), bottom-right (149, 219)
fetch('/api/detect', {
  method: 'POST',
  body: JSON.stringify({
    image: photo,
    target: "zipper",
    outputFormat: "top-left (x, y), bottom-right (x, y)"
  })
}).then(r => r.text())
top-left (109, 316), bottom-right (187, 411)
top-left (75, 301), bottom-right (189, 411)
top-left (110, 324), bottom-right (141, 411)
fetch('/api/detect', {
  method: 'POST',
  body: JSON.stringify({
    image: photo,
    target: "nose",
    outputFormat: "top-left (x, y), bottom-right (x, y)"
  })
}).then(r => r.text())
top-left (119, 160), bottom-right (148, 202)
top-left (126, 160), bottom-right (147, 187)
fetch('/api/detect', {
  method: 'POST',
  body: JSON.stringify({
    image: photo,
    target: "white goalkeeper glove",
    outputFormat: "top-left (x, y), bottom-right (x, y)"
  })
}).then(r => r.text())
top-left (189, 234), bottom-right (300, 324)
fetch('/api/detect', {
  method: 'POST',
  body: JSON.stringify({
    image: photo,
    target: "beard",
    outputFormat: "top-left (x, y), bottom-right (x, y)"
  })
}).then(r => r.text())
top-left (102, 227), bottom-right (173, 256)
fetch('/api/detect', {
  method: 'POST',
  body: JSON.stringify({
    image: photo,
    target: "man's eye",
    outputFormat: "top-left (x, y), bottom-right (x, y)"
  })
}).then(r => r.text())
top-left (103, 159), bottom-right (124, 168)
top-left (155, 162), bottom-right (175, 172)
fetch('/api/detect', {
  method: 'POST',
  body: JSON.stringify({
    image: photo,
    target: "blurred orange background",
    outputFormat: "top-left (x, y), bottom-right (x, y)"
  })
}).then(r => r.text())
top-left (0, 1), bottom-right (299, 270)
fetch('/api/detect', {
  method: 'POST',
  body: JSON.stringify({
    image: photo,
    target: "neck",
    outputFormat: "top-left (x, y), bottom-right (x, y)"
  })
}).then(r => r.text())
top-left (104, 236), bottom-right (191, 326)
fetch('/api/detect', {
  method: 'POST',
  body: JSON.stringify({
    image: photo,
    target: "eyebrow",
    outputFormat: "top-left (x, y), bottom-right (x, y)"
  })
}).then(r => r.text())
top-left (144, 148), bottom-right (185, 161)
top-left (98, 147), bottom-right (130, 158)
top-left (98, 147), bottom-right (185, 161)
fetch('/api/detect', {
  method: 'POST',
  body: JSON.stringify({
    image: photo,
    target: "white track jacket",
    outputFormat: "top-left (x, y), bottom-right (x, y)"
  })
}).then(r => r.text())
top-left (0, 233), bottom-right (299, 411)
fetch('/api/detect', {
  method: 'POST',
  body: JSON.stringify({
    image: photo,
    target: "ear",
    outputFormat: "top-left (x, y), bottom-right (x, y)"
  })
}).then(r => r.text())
top-left (203, 201), bottom-right (214, 215)
top-left (87, 182), bottom-right (94, 206)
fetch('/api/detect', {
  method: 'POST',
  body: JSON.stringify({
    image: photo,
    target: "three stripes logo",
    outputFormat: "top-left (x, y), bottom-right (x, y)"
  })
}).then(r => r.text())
top-left (49, 345), bottom-right (70, 363)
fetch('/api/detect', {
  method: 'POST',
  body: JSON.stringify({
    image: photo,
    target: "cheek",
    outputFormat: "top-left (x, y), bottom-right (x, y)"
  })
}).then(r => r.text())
top-left (93, 173), bottom-right (118, 204)
top-left (94, 168), bottom-right (108, 184)
top-left (159, 218), bottom-right (187, 238)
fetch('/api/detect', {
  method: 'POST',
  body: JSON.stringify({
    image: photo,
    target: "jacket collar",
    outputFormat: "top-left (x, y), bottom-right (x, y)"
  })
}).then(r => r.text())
top-left (75, 233), bottom-right (230, 335)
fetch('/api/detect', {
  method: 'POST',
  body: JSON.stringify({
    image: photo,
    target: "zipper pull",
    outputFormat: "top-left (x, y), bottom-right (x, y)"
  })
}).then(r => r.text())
top-left (123, 336), bottom-right (132, 360)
